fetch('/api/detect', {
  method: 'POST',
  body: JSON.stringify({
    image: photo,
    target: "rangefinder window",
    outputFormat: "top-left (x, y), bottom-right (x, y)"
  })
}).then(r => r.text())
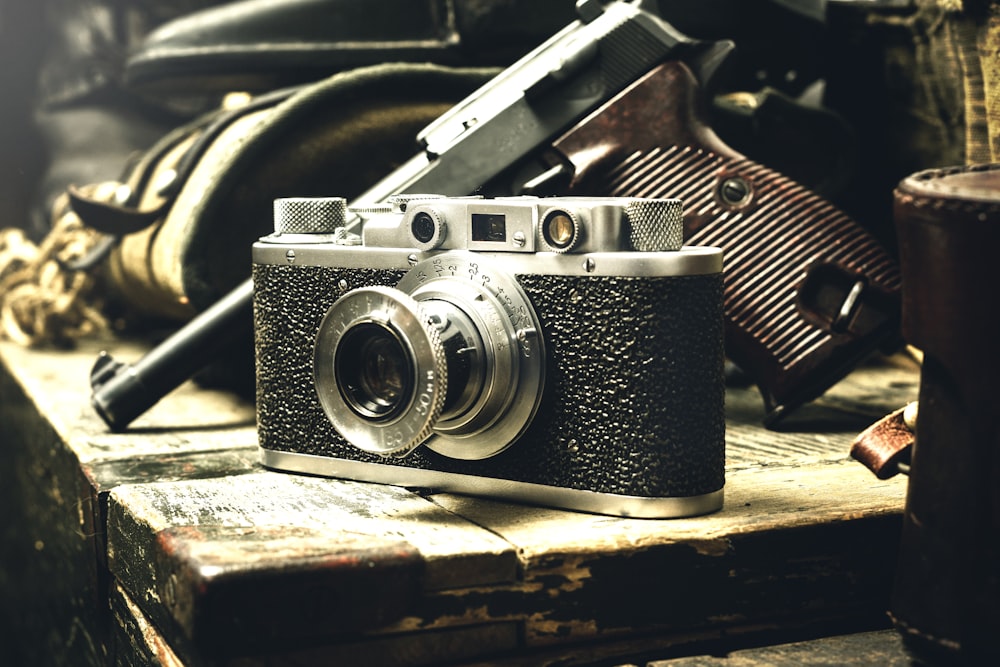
top-left (411, 212), bottom-right (438, 245)
top-left (471, 213), bottom-right (506, 242)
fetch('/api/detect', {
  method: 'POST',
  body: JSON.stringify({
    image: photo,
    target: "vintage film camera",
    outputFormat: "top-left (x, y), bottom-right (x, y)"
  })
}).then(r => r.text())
top-left (252, 194), bottom-right (725, 518)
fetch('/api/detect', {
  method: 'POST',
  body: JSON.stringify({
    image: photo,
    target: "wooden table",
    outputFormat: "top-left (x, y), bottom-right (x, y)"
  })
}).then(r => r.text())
top-left (0, 336), bottom-right (918, 665)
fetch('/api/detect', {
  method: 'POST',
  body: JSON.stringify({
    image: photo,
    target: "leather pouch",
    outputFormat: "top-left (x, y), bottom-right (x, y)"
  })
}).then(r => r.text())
top-left (855, 163), bottom-right (1000, 663)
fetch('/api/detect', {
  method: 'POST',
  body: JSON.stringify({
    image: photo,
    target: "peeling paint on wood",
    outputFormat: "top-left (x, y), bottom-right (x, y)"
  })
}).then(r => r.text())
top-left (2, 337), bottom-right (920, 665)
top-left (647, 628), bottom-right (912, 666)
top-left (107, 472), bottom-right (518, 657)
top-left (109, 473), bottom-right (517, 587)
top-left (1, 336), bottom-right (263, 664)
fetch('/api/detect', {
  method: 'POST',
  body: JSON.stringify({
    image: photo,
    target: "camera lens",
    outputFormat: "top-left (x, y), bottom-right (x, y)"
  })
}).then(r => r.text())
top-left (335, 323), bottom-right (411, 420)
top-left (314, 254), bottom-right (545, 460)
top-left (315, 287), bottom-right (448, 457)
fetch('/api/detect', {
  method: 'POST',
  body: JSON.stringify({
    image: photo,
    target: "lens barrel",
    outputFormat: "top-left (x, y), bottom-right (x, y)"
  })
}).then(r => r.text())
top-left (314, 253), bottom-right (544, 460)
top-left (315, 287), bottom-right (447, 457)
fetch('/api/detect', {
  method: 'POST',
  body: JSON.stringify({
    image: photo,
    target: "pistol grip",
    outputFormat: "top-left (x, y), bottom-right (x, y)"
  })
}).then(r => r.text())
top-left (553, 61), bottom-right (901, 424)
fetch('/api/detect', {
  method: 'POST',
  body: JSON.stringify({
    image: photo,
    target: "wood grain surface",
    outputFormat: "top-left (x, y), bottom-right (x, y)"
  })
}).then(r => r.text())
top-left (0, 337), bottom-right (919, 665)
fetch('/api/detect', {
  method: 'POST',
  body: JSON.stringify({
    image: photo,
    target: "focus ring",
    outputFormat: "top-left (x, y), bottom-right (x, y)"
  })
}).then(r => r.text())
top-left (314, 286), bottom-right (447, 457)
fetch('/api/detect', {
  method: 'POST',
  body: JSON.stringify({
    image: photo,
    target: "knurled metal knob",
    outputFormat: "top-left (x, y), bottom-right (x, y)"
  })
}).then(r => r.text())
top-left (273, 197), bottom-right (348, 235)
top-left (625, 198), bottom-right (684, 251)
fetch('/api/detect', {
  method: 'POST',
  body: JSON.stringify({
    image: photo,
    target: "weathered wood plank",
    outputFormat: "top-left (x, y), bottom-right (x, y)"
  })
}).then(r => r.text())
top-left (724, 354), bottom-right (919, 468)
top-left (112, 581), bottom-right (907, 667)
top-left (445, 615), bottom-right (898, 667)
top-left (409, 463), bottom-right (905, 647)
top-left (0, 338), bottom-right (257, 463)
top-left (1, 356), bottom-right (110, 666)
top-left (104, 357), bottom-right (915, 662)
top-left (110, 582), bottom-right (524, 667)
top-left (647, 628), bottom-right (912, 666)
top-left (422, 357), bottom-right (915, 647)
top-left (0, 336), bottom-right (259, 664)
top-left (111, 583), bottom-right (185, 667)
top-left (107, 471), bottom-right (519, 657)
top-left (2, 333), bottom-right (920, 666)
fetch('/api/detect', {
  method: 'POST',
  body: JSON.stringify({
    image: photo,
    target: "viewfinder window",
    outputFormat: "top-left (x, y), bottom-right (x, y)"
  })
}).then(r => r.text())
top-left (471, 213), bottom-right (507, 242)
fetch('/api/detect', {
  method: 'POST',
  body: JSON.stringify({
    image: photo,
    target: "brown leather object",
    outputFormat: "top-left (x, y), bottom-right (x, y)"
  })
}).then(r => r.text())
top-left (849, 403), bottom-right (914, 479)
top-left (896, 163), bottom-right (1000, 365)
top-left (890, 163), bottom-right (1000, 663)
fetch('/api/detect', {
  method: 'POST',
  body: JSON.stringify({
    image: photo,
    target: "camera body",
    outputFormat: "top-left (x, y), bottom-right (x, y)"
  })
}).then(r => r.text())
top-left (253, 195), bottom-right (726, 518)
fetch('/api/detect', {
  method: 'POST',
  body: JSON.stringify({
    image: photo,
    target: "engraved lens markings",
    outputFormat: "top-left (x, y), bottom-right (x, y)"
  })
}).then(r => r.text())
top-left (314, 253), bottom-right (544, 460)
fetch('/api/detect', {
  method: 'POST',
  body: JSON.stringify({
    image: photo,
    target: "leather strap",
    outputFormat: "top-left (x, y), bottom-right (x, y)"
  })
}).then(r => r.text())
top-left (850, 402), bottom-right (917, 479)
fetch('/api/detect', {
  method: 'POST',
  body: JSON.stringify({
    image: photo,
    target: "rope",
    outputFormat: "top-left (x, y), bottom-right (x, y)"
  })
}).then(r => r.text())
top-left (0, 192), bottom-right (112, 347)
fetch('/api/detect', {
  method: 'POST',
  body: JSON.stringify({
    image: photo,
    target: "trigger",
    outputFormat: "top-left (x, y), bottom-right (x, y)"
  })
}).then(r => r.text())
top-left (797, 263), bottom-right (898, 338)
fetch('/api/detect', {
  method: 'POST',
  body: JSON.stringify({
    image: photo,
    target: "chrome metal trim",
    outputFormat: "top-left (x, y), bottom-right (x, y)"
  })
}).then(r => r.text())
top-left (398, 253), bottom-right (546, 459)
top-left (259, 448), bottom-right (724, 519)
top-left (252, 244), bottom-right (722, 278)
top-left (314, 286), bottom-right (446, 457)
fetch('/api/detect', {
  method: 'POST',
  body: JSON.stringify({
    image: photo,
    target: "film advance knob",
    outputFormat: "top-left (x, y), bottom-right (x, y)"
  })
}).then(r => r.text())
top-left (624, 198), bottom-right (684, 251)
top-left (273, 197), bottom-right (348, 235)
